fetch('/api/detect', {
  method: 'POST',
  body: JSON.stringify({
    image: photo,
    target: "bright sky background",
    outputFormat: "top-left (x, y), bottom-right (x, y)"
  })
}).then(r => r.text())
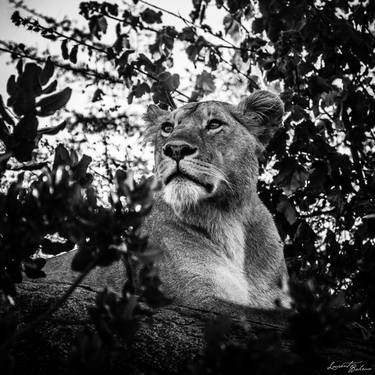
top-left (0, 0), bottom-right (227, 98)
top-left (0, 0), bottom-right (234, 185)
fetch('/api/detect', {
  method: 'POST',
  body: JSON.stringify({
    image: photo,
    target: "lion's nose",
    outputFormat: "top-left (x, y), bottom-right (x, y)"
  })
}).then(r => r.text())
top-left (163, 141), bottom-right (198, 162)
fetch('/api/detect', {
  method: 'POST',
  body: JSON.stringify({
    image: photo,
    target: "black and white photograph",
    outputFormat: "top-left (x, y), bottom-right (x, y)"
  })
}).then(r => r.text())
top-left (0, 0), bottom-right (374, 373)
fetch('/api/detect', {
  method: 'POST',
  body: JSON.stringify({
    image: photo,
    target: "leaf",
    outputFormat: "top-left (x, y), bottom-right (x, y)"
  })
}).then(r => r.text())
top-left (329, 291), bottom-right (346, 309)
top-left (23, 258), bottom-right (46, 279)
top-left (179, 27), bottom-right (195, 42)
top-left (363, 213), bottom-right (375, 220)
top-left (274, 158), bottom-right (308, 195)
top-left (0, 95), bottom-right (15, 125)
top-left (92, 88), bottom-right (104, 102)
top-left (133, 82), bottom-right (151, 99)
top-left (0, 152), bottom-right (12, 163)
top-left (98, 16), bottom-right (108, 34)
top-left (140, 8), bottom-right (162, 24)
top-left (69, 45), bottom-right (78, 64)
top-left (72, 154), bottom-right (92, 181)
top-left (36, 87), bottom-right (72, 117)
top-left (9, 161), bottom-right (48, 171)
top-left (293, 221), bottom-right (317, 256)
top-left (156, 72), bottom-right (180, 92)
top-left (252, 17), bottom-right (264, 34)
top-left (53, 144), bottom-right (71, 168)
top-left (42, 79), bottom-right (57, 94)
top-left (276, 196), bottom-right (297, 225)
top-left (223, 14), bottom-right (240, 40)
top-left (195, 70), bottom-right (216, 94)
top-left (14, 114), bottom-right (38, 141)
top-left (6, 75), bottom-right (17, 97)
top-left (11, 63), bottom-right (42, 115)
top-left (118, 49), bottom-right (135, 66)
top-left (16, 59), bottom-right (23, 75)
top-left (61, 39), bottom-right (69, 60)
top-left (37, 120), bottom-right (66, 135)
top-left (40, 57), bottom-right (54, 85)
top-left (41, 238), bottom-right (75, 256)
top-left (72, 244), bottom-right (97, 272)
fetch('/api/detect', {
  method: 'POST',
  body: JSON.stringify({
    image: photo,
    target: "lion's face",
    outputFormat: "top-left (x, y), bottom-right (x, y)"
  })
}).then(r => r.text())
top-left (143, 91), bottom-right (284, 215)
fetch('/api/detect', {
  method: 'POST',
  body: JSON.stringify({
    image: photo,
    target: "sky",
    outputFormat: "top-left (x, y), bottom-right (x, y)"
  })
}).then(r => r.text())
top-left (0, 0), bottom-right (232, 181)
top-left (0, 0), bottom-right (226, 98)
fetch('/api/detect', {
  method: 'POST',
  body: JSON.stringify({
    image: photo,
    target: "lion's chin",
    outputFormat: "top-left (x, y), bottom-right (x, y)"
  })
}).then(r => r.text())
top-left (163, 176), bottom-right (207, 215)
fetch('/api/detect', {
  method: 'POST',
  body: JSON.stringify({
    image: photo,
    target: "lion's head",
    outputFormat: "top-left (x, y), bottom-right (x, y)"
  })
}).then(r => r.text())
top-left (143, 90), bottom-right (284, 216)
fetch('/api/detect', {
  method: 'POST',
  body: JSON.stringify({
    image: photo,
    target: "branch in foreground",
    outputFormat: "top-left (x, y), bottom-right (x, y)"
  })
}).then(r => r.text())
top-left (2, 278), bottom-right (374, 374)
top-left (0, 257), bottom-right (98, 353)
top-left (0, 43), bottom-right (122, 84)
top-left (9, 14), bottom-right (190, 105)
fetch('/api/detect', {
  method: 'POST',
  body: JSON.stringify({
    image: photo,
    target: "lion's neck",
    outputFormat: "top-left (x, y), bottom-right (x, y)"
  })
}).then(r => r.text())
top-left (176, 194), bottom-right (256, 262)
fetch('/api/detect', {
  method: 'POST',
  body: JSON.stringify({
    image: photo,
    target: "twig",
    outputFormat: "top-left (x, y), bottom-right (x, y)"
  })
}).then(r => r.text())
top-left (299, 208), bottom-right (336, 218)
top-left (11, 16), bottom-right (189, 104)
top-left (180, 18), bottom-right (258, 87)
top-left (7, 161), bottom-right (48, 171)
top-left (0, 44), bottom-right (122, 84)
top-left (89, 166), bottom-right (112, 183)
top-left (138, 0), bottom-right (237, 48)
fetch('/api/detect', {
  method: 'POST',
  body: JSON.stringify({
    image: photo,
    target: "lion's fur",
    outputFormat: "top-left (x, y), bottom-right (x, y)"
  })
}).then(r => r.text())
top-left (44, 90), bottom-right (290, 311)
top-left (142, 90), bottom-right (290, 309)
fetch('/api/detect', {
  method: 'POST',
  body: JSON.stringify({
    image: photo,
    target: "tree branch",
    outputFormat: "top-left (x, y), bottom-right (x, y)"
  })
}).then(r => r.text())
top-left (299, 208), bottom-right (336, 218)
top-left (0, 44), bottom-right (122, 84)
top-left (0, 257), bottom-right (98, 353)
top-left (10, 15), bottom-right (189, 104)
top-left (138, 0), bottom-right (237, 48)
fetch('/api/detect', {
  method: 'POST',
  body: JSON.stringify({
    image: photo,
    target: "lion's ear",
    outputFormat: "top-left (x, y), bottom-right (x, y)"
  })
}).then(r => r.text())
top-left (143, 104), bottom-right (169, 124)
top-left (237, 90), bottom-right (284, 147)
top-left (142, 104), bottom-right (169, 144)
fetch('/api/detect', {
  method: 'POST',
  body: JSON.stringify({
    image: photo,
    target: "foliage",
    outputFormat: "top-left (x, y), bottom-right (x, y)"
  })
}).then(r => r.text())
top-left (0, 60), bottom-right (168, 357)
top-left (1, 0), bottom-right (375, 372)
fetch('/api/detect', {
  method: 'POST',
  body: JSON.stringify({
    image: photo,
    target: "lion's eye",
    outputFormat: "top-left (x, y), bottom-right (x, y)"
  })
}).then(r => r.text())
top-left (206, 119), bottom-right (223, 131)
top-left (161, 122), bottom-right (174, 135)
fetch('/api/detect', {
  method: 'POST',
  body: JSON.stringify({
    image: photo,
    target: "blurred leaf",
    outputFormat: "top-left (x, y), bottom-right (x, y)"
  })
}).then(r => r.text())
top-left (140, 8), bottom-right (162, 24)
top-left (252, 17), bottom-right (264, 34)
top-left (223, 14), bottom-right (240, 40)
top-left (13, 114), bottom-right (38, 141)
top-left (195, 70), bottom-right (216, 94)
top-left (92, 88), bottom-right (104, 102)
top-left (37, 120), bottom-right (66, 135)
top-left (10, 63), bottom-right (42, 116)
top-left (276, 196), bottom-right (297, 225)
top-left (6, 74), bottom-right (17, 97)
top-left (41, 238), bottom-right (75, 256)
top-left (72, 154), bottom-right (92, 181)
top-left (23, 258), bottom-right (46, 279)
top-left (40, 57), bottom-right (54, 85)
top-left (36, 87), bottom-right (72, 116)
top-left (42, 79), bottom-right (57, 94)
top-left (0, 95), bottom-right (15, 125)
top-left (274, 158), bottom-right (308, 195)
top-left (61, 39), bottom-right (69, 60)
top-left (98, 16), bottom-right (108, 34)
top-left (72, 244), bottom-right (97, 272)
top-left (53, 144), bottom-right (71, 168)
top-left (69, 45), bottom-right (78, 64)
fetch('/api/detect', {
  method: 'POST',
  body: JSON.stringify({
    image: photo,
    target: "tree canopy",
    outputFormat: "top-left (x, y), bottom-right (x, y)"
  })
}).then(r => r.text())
top-left (0, 0), bottom-right (375, 373)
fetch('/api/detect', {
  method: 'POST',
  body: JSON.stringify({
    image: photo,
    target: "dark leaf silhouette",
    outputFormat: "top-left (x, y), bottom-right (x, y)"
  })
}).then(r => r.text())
top-left (36, 87), bottom-right (72, 116)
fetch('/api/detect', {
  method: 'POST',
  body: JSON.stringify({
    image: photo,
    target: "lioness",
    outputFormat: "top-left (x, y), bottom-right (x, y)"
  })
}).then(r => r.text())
top-left (142, 90), bottom-right (289, 309)
top-left (44, 90), bottom-right (290, 310)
